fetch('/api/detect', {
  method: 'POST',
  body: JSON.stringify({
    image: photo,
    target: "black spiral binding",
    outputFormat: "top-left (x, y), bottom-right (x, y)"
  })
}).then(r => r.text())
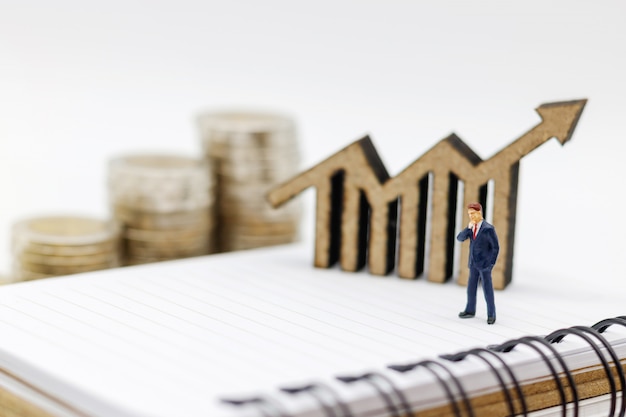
top-left (440, 347), bottom-right (525, 416)
top-left (592, 315), bottom-right (626, 417)
top-left (490, 335), bottom-right (577, 417)
top-left (336, 371), bottom-right (412, 417)
top-left (592, 316), bottom-right (626, 334)
top-left (221, 315), bottom-right (626, 417)
top-left (280, 383), bottom-right (353, 417)
top-left (388, 359), bottom-right (473, 417)
top-left (546, 325), bottom-right (626, 417)
top-left (220, 396), bottom-right (291, 417)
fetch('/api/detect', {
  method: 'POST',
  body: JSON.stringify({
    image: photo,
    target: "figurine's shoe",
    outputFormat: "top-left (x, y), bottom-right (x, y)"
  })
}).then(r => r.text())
top-left (458, 311), bottom-right (475, 319)
top-left (487, 317), bottom-right (496, 325)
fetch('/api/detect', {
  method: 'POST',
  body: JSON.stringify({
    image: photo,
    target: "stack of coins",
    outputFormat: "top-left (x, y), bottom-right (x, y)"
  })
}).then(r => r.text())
top-left (108, 154), bottom-right (215, 265)
top-left (11, 216), bottom-right (121, 281)
top-left (197, 111), bottom-right (302, 252)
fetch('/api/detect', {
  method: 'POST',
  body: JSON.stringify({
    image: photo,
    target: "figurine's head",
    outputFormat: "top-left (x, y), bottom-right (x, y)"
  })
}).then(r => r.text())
top-left (467, 202), bottom-right (483, 223)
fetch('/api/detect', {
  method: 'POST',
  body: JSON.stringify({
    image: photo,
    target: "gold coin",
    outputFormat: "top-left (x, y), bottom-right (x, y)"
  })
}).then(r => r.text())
top-left (18, 251), bottom-right (119, 266)
top-left (18, 260), bottom-right (118, 275)
top-left (15, 240), bottom-right (120, 256)
top-left (13, 269), bottom-right (56, 282)
top-left (13, 216), bottom-right (120, 246)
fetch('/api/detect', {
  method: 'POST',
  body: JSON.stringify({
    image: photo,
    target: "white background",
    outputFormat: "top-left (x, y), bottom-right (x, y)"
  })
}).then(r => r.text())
top-left (0, 1), bottom-right (624, 286)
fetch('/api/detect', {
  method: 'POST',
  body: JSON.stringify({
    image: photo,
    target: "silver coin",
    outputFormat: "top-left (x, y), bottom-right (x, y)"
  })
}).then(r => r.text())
top-left (226, 239), bottom-right (298, 251)
top-left (215, 168), bottom-right (299, 185)
top-left (213, 148), bottom-right (301, 165)
top-left (125, 243), bottom-right (211, 258)
top-left (225, 222), bottom-right (299, 236)
top-left (218, 200), bottom-right (302, 218)
top-left (113, 205), bottom-right (214, 230)
top-left (197, 110), bottom-right (302, 253)
top-left (198, 112), bottom-right (296, 145)
top-left (109, 154), bottom-right (214, 212)
top-left (123, 226), bottom-right (213, 242)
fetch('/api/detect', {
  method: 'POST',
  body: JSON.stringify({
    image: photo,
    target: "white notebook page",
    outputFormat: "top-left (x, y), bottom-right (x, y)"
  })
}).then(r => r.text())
top-left (0, 243), bottom-right (623, 417)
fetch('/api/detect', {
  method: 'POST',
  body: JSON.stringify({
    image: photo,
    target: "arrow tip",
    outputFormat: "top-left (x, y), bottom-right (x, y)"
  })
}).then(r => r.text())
top-left (536, 99), bottom-right (587, 145)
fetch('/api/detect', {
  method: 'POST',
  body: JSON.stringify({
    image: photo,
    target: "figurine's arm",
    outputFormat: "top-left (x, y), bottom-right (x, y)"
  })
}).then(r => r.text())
top-left (457, 227), bottom-right (472, 242)
top-left (488, 228), bottom-right (500, 266)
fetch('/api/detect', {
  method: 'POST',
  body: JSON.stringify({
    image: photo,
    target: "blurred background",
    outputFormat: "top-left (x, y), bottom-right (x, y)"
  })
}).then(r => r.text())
top-left (1, 0), bottom-right (624, 286)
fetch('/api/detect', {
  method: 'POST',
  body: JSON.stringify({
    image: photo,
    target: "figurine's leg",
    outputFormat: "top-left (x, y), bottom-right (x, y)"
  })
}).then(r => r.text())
top-left (464, 267), bottom-right (479, 314)
top-left (480, 267), bottom-right (496, 318)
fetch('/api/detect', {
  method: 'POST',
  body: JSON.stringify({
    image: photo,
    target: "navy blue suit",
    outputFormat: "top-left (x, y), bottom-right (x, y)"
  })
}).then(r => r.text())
top-left (457, 221), bottom-right (499, 318)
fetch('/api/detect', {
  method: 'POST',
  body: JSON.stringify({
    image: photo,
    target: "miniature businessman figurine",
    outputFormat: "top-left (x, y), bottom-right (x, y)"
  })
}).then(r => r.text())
top-left (457, 203), bottom-right (499, 324)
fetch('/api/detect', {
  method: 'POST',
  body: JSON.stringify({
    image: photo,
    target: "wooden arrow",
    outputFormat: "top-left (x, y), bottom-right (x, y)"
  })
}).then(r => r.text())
top-left (268, 99), bottom-right (586, 290)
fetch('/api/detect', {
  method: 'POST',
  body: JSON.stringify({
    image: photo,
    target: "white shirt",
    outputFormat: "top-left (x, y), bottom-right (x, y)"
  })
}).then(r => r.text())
top-left (471, 220), bottom-right (483, 236)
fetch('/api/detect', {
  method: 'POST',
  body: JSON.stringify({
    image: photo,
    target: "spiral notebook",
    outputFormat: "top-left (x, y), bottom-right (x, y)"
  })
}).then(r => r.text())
top-left (0, 243), bottom-right (624, 417)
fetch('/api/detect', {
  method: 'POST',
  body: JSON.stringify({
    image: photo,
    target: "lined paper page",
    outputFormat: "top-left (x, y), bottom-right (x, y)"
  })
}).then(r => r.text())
top-left (0, 243), bottom-right (623, 417)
